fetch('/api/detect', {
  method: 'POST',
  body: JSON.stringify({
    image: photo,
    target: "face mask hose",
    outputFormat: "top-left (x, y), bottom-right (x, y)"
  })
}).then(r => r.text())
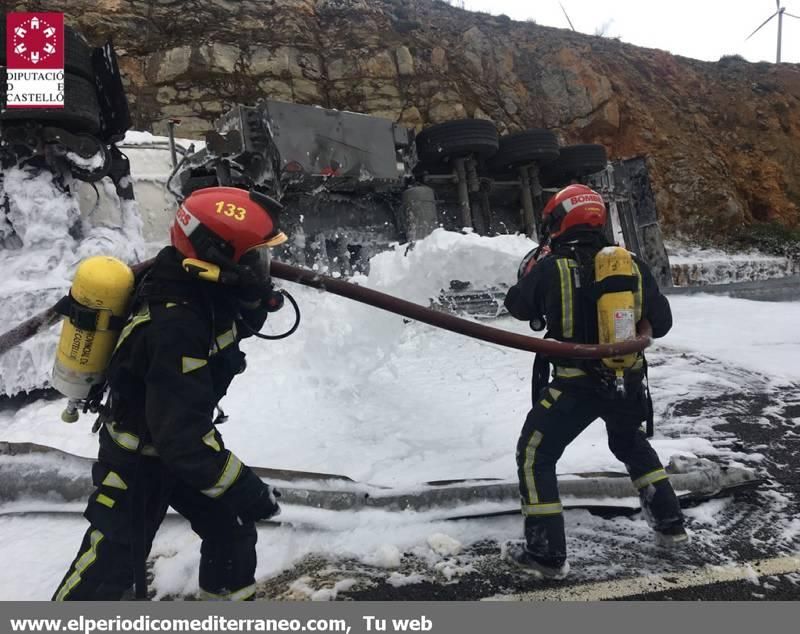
top-left (238, 289), bottom-right (301, 341)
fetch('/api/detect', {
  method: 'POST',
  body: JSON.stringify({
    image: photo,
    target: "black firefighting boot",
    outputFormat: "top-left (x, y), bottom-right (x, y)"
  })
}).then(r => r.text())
top-left (198, 525), bottom-right (258, 600)
top-left (639, 480), bottom-right (689, 549)
top-left (507, 515), bottom-right (570, 579)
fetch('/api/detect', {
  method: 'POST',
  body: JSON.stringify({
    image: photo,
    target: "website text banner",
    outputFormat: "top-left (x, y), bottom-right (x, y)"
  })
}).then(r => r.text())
top-left (1, 602), bottom-right (797, 634)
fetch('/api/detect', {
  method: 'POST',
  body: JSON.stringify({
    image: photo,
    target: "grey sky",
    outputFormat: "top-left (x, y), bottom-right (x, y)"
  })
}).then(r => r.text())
top-left (457, 0), bottom-right (800, 63)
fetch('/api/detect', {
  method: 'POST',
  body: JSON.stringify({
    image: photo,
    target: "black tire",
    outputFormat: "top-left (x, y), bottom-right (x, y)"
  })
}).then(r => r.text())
top-left (0, 72), bottom-right (101, 134)
top-left (490, 129), bottom-right (560, 169)
top-left (67, 134), bottom-right (112, 182)
top-left (415, 119), bottom-right (499, 166)
top-left (0, 24), bottom-right (95, 81)
top-left (540, 143), bottom-right (608, 187)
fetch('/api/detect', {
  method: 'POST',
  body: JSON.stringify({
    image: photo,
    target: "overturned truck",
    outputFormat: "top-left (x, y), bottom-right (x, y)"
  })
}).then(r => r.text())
top-left (175, 99), bottom-right (672, 288)
top-left (0, 34), bottom-right (756, 522)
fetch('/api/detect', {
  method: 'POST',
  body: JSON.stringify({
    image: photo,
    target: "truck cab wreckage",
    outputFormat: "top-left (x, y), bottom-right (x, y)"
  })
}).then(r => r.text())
top-left (0, 28), bottom-right (763, 531)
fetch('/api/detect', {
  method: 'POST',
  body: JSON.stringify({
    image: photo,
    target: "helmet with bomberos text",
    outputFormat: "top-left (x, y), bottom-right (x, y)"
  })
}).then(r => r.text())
top-left (541, 184), bottom-right (607, 239)
top-left (170, 187), bottom-right (287, 265)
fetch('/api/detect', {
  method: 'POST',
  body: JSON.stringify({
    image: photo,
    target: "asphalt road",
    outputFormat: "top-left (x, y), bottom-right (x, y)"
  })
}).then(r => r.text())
top-left (253, 348), bottom-right (800, 601)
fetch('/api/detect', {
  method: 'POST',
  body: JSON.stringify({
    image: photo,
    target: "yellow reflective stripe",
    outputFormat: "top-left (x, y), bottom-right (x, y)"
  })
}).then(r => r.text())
top-left (101, 471), bottom-right (127, 490)
top-left (54, 530), bottom-right (104, 601)
top-left (203, 429), bottom-right (221, 452)
top-left (523, 430), bottom-right (544, 505)
top-left (540, 399), bottom-right (552, 409)
top-left (548, 387), bottom-right (562, 401)
top-left (216, 328), bottom-right (235, 351)
top-left (555, 367), bottom-right (586, 378)
top-left (632, 261), bottom-right (643, 322)
top-left (210, 323), bottom-right (238, 356)
top-left (557, 259), bottom-right (573, 338)
top-left (114, 306), bottom-right (151, 352)
top-left (165, 302), bottom-right (178, 308)
top-left (201, 453), bottom-right (243, 498)
top-left (96, 494), bottom-right (115, 508)
top-left (182, 356), bottom-right (208, 374)
top-left (199, 583), bottom-right (256, 601)
top-left (522, 502), bottom-right (563, 516)
top-left (105, 422), bottom-right (157, 456)
top-left (633, 468), bottom-right (669, 489)
top-left (106, 422), bottom-right (140, 452)
top-left (227, 584), bottom-right (256, 601)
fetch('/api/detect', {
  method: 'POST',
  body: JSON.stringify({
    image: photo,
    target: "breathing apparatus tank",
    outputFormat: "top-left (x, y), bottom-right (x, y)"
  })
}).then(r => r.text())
top-left (595, 246), bottom-right (638, 396)
top-left (52, 256), bottom-right (134, 423)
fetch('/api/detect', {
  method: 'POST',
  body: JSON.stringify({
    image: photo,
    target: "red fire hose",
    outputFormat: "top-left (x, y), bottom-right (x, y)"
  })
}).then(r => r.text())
top-left (0, 259), bottom-right (652, 359)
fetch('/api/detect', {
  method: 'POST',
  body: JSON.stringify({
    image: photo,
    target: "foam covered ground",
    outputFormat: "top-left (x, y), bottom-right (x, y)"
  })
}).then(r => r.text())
top-left (2, 228), bottom-right (799, 599)
top-left (2, 134), bottom-right (799, 598)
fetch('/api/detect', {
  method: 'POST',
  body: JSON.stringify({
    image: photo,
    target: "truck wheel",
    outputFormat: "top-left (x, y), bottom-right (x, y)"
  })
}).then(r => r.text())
top-left (540, 144), bottom-right (608, 187)
top-left (0, 24), bottom-right (95, 81)
top-left (490, 129), bottom-right (559, 170)
top-left (415, 119), bottom-right (499, 167)
top-left (67, 134), bottom-right (112, 182)
top-left (0, 72), bottom-right (101, 134)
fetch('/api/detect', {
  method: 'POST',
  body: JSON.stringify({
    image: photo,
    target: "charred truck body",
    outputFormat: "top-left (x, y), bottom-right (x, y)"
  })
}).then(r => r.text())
top-left (176, 100), bottom-right (671, 287)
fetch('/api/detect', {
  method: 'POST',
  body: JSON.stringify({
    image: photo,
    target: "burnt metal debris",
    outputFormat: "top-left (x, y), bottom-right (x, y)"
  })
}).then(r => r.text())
top-left (174, 100), bottom-right (671, 281)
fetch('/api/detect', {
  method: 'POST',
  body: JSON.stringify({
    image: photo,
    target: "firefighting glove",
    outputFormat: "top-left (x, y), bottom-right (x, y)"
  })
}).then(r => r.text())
top-left (240, 482), bottom-right (282, 523)
top-left (226, 467), bottom-right (282, 523)
top-left (235, 279), bottom-right (271, 307)
top-left (236, 281), bottom-right (284, 314)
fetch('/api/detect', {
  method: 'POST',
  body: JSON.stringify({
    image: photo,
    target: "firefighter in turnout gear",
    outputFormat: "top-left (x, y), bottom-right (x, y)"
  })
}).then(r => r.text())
top-left (504, 184), bottom-right (687, 578)
top-left (53, 187), bottom-right (288, 601)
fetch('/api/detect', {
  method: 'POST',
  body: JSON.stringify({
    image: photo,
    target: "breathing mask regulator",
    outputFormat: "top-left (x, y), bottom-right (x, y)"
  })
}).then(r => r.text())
top-left (173, 187), bottom-right (301, 340)
top-left (181, 244), bottom-right (301, 340)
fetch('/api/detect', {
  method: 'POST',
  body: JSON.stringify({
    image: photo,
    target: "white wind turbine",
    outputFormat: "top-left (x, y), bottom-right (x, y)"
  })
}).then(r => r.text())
top-left (746, 0), bottom-right (800, 63)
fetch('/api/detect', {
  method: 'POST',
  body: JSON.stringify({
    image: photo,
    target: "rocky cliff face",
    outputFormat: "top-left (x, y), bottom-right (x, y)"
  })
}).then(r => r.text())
top-left (6, 0), bottom-right (800, 236)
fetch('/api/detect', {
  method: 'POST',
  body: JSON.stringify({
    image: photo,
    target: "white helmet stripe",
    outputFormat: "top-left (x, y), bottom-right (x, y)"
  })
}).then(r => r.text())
top-left (176, 204), bottom-right (202, 237)
top-left (561, 193), bottom-right (604, 212)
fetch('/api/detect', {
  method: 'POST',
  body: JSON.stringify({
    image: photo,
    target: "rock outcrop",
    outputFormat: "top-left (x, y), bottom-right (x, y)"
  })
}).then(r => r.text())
top-left (6, 0), bottom-right (800, 235)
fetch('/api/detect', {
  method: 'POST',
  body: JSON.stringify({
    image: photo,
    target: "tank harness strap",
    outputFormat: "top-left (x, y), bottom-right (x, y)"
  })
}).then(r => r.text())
top-left (531, 353), bottom-right (552, 401)
top-left (54, 294), bottom-right (126, 331)
top-left (643, 356), bottom-right (655, 438)
top-left (586, 275), bottom-right (638, 301)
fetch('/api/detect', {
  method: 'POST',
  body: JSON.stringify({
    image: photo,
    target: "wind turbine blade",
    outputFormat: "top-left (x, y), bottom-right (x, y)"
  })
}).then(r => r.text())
top-left (784, 11), bottom-right (800, 18)
top-left (746, 12), bottom-right (778, 40)
top-left (559, 2), bottom-right (576, 31)
top-left (777, 0), bottom-right (780, 10)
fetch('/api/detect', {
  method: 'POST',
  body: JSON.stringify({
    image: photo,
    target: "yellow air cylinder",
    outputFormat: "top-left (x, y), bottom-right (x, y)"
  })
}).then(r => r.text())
top-left (595, 247), bottom-right (637, 387)
top-left (52, 256), bottom-right (134, 417)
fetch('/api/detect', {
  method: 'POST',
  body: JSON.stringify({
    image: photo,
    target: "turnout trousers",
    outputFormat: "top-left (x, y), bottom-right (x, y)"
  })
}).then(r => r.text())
top-left (53, 460), bottom-right (257, 601)
top-left (516, 378), bottom-right (684, 568)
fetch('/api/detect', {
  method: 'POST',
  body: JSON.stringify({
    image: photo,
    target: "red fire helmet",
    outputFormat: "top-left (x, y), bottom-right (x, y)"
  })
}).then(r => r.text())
top-left (541, 184), bottom-right (607, 239)
top-left (170, 187), bottom-right (287, 264)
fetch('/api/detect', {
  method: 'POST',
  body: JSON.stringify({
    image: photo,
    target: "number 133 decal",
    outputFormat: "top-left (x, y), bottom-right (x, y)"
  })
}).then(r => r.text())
top-left (215, 200), bottom-right (247, 221)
